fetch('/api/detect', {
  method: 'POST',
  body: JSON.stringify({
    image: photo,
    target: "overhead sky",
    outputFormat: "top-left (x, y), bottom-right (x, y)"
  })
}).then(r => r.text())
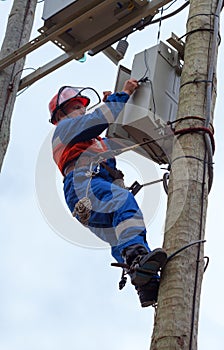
top-left (0, 1), bottom-right (224, 349)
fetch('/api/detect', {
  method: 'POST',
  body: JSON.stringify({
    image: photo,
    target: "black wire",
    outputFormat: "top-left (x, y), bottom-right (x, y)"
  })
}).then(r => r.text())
top-left (163, 172), bottom-right (169, 194)
top-left (13, 67), bottom-right (36, 82)
top-left (180, 79), bottom-right (213, 89)
top-left (122, 0), bottom-right (189, 38)
top-left (187, 12), bottom-right (220, 21)
top-left (167, 116), bottom-right (212, 128)
top-left (166, 240), bottom-right (206, 263)
top-left (203, 256), bottom-right (209, 272)
top-left (116, 1), bottom-right (189, 38)
top-left (157, 6), bottom-right (164, 43)
top-left (138, 51), bottom-right (156, 120)
top-left (142, 137), bottom-right (167, 164)
top-left (16, 87), bottom-right (29, 97)
top-left (139, 50), bottom-right (150, 80)
top-left (179, 28), bottom-right (214, 41)
top-left (171, 155), bottom-right (213, 164)
top-left (149, 1), bottom-right (190, 26)
top-left (149, 80), bottom-right (156, 120)
top-left (163, 0), bottom-right (178, 11)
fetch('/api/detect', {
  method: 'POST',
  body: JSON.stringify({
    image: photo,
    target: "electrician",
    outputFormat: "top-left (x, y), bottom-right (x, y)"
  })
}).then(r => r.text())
top-left (49, 79), bottom-right (167, 307)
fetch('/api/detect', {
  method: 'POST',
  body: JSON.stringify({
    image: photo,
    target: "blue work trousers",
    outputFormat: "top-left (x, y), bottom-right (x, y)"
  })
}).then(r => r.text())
top-left (63, 171), bottom-right (150, 262)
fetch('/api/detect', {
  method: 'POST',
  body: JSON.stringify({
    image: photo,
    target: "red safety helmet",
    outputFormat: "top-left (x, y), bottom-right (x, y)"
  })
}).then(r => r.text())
top-left (49, 86), bottom-right (90, 124)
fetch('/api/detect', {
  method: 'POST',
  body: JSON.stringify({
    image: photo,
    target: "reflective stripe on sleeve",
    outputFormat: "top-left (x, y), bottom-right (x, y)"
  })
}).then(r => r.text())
top-left (100, 103), bottom-right (117, 124)
top-left (52, 136), bottom-right (61, 149)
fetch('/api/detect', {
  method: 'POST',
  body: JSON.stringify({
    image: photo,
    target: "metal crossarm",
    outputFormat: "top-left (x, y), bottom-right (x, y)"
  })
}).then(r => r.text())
top-left (0, 0), bottom-right (174, 89)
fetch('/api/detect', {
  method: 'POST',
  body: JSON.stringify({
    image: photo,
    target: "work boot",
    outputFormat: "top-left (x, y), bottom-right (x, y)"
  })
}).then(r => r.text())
top-left (136, 278), bottom-right (160, 307)
top-left (122, 244), bottom-right (167, 286)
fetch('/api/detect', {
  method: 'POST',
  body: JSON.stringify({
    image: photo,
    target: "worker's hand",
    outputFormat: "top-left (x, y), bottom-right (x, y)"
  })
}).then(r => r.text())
top-left (102, 90), bottom-right (112, 102)
top-left (122, 79), bottom-right (139, 96)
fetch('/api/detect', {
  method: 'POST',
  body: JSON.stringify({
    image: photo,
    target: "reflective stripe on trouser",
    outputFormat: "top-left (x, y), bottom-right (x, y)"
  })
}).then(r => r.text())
top-left (63, 171), bottom-right (151, 262)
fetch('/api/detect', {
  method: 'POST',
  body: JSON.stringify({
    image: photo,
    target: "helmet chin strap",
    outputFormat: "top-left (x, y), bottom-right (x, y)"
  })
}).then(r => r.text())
top-left (60, 107), bottom-right (68, 117)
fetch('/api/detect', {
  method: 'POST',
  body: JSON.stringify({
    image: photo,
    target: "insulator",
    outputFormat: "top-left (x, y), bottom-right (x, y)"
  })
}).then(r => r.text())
top-left (116, 39), bottom-right (129, 57)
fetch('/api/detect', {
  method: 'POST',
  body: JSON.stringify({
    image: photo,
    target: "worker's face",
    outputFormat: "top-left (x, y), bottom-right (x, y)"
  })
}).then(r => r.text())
top-left (63, 99), bottom-right (86, 117)
top-left (56, 99), bottom-right (86, 123)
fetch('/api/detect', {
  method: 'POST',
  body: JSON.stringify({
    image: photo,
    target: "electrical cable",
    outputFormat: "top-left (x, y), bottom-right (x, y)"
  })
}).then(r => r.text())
top-left (116, 1), bottom-right (189, 39)
top-left (149, 1), bottom-right (190, 26)
top-left (178, 27), bottom-right (214, 41)
top-left (162, 172), bottom-right (169, 194)
top-left (167, 116), bottom-right (214, 133)
top-left (166, 240), bottom-right (206, 263)
top-left (157, 6), bottom-right (164, 43)
top-left (180, 79), bottom-right (213, 89)
top-left (204, 134), bottom-right (214, 192)
top-left (13, 67), bottom-right (36, 96)
top-left (171, 154), bottom-right (214, 165)
top-left (156, 0), bottom-right (183, 43)
top-left (187, 12), bottom-right (220, 21)
top-left (138, 51), bottom-right (157, 120)
top-left (203, 256), bottom-right (209, 272)
top-left (163, 0), bottom-right (179, 11)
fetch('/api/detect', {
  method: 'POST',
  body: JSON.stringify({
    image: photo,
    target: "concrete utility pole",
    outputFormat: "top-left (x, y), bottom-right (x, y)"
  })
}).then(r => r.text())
top-left (150, 0), bottom-right (222, 349)
top-left (0, 0), bottom-right (37, 172)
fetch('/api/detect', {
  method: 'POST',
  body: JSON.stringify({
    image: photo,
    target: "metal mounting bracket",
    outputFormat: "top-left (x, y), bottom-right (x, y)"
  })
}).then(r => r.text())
top-left (167, 32), bottom-right (185, 60)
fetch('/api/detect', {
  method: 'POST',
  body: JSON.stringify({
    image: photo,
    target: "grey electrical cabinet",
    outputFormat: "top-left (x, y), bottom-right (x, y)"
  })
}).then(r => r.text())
top-left (106, 41), bottom-right (181, 165)
top-left (128, 41), bottom-right (180, 123)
